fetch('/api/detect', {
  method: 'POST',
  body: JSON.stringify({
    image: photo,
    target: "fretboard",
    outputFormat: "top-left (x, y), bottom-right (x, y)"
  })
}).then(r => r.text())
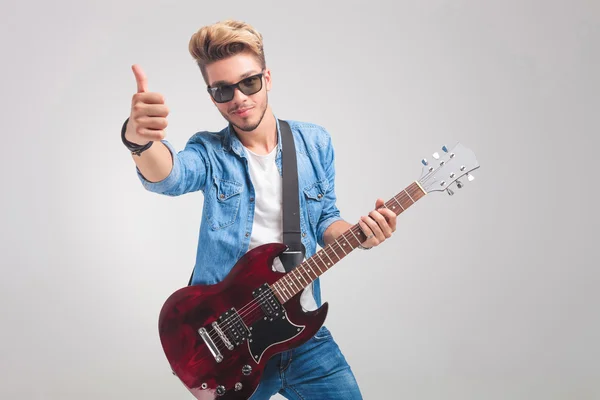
top-left (272, 181), bottom-right (426, 304)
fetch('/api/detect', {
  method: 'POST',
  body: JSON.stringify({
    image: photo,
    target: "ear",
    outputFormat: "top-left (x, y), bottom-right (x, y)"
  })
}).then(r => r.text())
top-left (264, 68), bottom-right (272, 92)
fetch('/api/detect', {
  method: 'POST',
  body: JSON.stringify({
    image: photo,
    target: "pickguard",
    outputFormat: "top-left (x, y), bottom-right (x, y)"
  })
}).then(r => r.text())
top-left (247, 310), bottom-right (305, 364)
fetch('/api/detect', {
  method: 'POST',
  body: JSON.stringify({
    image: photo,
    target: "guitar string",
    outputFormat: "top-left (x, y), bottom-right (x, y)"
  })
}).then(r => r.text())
top-left (204, 231), bottom-right (363, 346)
top-left (199, 190), bottom-right (415, 351)
top-left (204, 192), bottom-right (417, 345)
top-left (205, 240), bottom-right (348, 345)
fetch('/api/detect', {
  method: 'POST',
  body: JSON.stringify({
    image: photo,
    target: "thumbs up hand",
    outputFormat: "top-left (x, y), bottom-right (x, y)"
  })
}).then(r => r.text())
top-left (125, 64), bottom-right (170, 145)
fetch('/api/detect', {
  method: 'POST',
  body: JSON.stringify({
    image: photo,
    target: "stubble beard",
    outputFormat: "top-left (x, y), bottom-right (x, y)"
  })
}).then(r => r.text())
top-left (223, 96), bottom-right (269, 133)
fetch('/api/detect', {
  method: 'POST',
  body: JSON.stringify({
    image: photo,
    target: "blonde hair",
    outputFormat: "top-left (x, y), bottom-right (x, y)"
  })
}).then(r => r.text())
top-left (189, 19), bottom-right (266, 84)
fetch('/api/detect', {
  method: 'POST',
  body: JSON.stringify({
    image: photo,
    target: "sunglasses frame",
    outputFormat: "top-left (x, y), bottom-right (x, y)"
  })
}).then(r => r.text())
top-left (207, 71), bottom-right (265, 103)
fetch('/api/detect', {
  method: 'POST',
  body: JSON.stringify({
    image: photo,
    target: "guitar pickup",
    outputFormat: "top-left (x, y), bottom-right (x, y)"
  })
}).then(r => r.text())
top-left (252, 283), bottom-right (282, 320)
top-left (218, 308), bottom-right (250, 347)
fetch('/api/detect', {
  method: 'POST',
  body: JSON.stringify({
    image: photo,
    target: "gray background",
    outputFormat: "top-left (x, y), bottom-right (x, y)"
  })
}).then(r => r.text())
top-left (1, 0), bottom-right (598, 399)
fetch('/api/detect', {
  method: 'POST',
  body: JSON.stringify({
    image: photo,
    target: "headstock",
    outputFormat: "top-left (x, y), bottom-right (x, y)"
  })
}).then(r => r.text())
top-left (418, 143), bottom-right (480, 195)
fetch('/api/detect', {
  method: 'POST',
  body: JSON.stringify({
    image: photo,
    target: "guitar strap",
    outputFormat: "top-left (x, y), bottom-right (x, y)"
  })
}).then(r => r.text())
top-left (277, 119), bottom-right (306, 272)
top-left (187, 119), bottom-right (304, 285)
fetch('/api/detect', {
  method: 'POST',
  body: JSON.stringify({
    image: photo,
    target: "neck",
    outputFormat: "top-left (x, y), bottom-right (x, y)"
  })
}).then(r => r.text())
top-left (233, 106), bottom-right (277, 155)
top-left (271, 181), bottom-right (428, 305)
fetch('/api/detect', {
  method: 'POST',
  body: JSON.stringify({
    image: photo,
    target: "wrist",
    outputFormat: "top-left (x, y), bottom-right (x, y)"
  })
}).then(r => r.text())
top-left (121, 117), bottom-right (153, 156)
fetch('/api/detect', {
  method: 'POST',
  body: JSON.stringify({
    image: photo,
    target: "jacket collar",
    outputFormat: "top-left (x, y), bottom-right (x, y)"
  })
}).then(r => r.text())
top-left (222, 115), bottom-right (283, 157)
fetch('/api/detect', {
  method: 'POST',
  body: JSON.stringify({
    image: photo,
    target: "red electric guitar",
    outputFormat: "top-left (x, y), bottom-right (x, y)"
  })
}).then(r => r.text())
top-left (158, 143), bottom-right (480, 399)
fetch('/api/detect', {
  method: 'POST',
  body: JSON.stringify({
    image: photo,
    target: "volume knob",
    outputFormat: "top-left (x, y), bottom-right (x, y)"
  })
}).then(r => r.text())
top-left (216, 385), bottom-right (226, 396)
top-left (242, 365), bottom-right (252, 375)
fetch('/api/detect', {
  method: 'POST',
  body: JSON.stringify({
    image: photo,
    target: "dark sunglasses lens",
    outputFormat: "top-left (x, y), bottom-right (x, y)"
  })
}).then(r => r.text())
top-left (238, 76), bottom-right (262, 95)
top-left (213, 86), bottom-right (234, 103)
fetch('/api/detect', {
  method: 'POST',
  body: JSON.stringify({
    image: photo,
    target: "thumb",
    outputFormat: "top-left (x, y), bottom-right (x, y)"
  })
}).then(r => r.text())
top-left (132, 64), bottom-right (148, 93)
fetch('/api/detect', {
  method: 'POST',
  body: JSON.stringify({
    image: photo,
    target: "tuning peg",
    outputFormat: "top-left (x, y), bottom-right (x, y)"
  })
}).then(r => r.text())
top-left (467, 173), bottom-right (475, 182)
top-left (421, 158), bottom-right (428, 166)
top-left (456, 180), bottom-right (463, 189)
top-left (447, 188), bottom-right (454, 196)
top-left (432, 152), bottom-right (440, 160)
top-left (442, 145), bottom-right (448, 153)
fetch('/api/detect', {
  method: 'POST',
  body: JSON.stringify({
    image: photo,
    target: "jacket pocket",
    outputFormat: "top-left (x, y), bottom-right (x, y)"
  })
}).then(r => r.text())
top-left (206, 177), bottom-right (243, 230)
top-left (303, 179), bottom-right (329, 227)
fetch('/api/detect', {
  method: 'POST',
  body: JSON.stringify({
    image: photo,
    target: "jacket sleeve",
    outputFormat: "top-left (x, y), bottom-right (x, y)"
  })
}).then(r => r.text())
top-left (136, 137), bottom-right (209, 196)
top-left (315, 130), bottom-right (344, 248)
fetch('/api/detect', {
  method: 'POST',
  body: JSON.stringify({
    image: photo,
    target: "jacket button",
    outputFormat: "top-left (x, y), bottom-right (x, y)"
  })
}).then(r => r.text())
top-left (317, 194), bottom-right (323, 199)
top-left (245, 232), bottom-right (250, 237)
top-left (302, 232), bottom-right (306, 237)
top-left (250, 197), bottom-right (255, 202)
top-left (220, 194), bottom-right (225, 199)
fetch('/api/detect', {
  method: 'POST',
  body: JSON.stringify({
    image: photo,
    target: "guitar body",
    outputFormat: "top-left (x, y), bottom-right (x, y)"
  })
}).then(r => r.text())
top-left (157, 142), bottom-right (480, 399)
top-left (158, 243), bottom-right (328, 399)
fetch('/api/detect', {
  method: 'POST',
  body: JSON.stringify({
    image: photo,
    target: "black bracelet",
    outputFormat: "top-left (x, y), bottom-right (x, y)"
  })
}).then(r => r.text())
top-left (121, 117), bottom-right (153, 156)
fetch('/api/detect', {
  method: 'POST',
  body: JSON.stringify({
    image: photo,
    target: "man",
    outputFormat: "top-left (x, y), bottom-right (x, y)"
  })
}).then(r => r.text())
top-left (121, 19), bottom-right (397, 399)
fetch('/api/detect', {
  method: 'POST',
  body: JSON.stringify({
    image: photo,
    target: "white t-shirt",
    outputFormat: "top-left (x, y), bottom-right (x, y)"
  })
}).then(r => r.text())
top-left (244, 145), bottom-right (318, 311)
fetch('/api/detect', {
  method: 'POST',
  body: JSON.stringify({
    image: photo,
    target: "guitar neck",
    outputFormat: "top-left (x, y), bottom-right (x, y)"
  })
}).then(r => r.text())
top-left (272, 181), bottom-right (427, 304)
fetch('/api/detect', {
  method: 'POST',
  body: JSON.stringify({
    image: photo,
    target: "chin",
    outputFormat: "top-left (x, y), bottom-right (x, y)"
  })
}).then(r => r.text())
top-left (230, 107), bottom-right (267, 132)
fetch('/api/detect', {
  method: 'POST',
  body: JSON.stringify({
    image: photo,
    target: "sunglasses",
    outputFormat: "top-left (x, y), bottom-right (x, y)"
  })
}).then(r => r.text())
top-left (207, 72), bottom-right (265, 103)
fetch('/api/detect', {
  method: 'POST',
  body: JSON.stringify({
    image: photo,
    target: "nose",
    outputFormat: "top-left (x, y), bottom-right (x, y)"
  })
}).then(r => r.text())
top-left (231, 86), bottom-right (249, 104)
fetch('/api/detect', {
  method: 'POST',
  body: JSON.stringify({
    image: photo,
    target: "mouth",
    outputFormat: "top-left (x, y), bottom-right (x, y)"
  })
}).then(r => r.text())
top-left (232, 107), bottom-right (254, 117)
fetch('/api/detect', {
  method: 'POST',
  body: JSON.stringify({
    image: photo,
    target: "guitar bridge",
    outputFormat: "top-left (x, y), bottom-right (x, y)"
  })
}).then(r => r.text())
top-left (198, 327), bottom-right (223, 363)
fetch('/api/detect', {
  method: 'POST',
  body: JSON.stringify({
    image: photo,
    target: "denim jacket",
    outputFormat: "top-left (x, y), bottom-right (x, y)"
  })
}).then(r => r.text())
top-left (135, 118), bottom-right (343, 308)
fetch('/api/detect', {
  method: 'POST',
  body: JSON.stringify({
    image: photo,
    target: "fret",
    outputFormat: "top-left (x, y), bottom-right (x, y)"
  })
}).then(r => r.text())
top-left (297, 267), bottom-right (309, 286)
top-left (277, 279), bottom-right (291, 301)
top-left (285, 276), bottom-right (298, 293)
top-left (290, 274), bottom-right (300, 292)
top-left (304, 262), bottom-right (317, 280)
top-left (271, 182), bottom-right (428, 307)
top-left (291, 268), bottom-right (300, 286)
top-left (314, 251), bottom-right (327, 271)
top-left (330, 246), bottom-right (342, 261)
top-left (349, 228), bottom-right (360, 245)
top-left (341, 234), bottom-right (353, 250)
top-left (336, 238), bottom-right (348, 255)
top-left (271, 283), bottom-right (281, 301)
top-left (392, 196), bottom-right (405, 211)
top-left (309, 256), bottom-right (324, 274)
top-left (322, 249), bottom-right (335, 266)
top-left (354, 226), bottom-right (367, 242)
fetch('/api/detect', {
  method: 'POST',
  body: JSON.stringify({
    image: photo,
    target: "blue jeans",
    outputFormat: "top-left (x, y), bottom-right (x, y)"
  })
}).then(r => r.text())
top-left (249, 326), bottom-right (363, 399)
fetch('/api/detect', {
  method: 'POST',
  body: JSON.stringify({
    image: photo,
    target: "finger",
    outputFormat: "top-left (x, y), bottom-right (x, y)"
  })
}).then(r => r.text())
top-left (132, 92), bottom-right (166, 106)
top-left (137, 103), bottom-right (169, 117)
top-left (375, 198), bottom-right (385, 209)
top-left (358, 218), bottom-right (373, 236)
top-left (378, 208), bottom-right (397, 231)
top-left (368, 211), bottom-right (392, 239)
top-left (136, 116), bottom-right (168, 130)
top-left (136, 128), bottom-right (165, 141)
top-left (132, 64), bottom-right (148, 93)
top-left (362, 215), bottom-right (384, 242)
